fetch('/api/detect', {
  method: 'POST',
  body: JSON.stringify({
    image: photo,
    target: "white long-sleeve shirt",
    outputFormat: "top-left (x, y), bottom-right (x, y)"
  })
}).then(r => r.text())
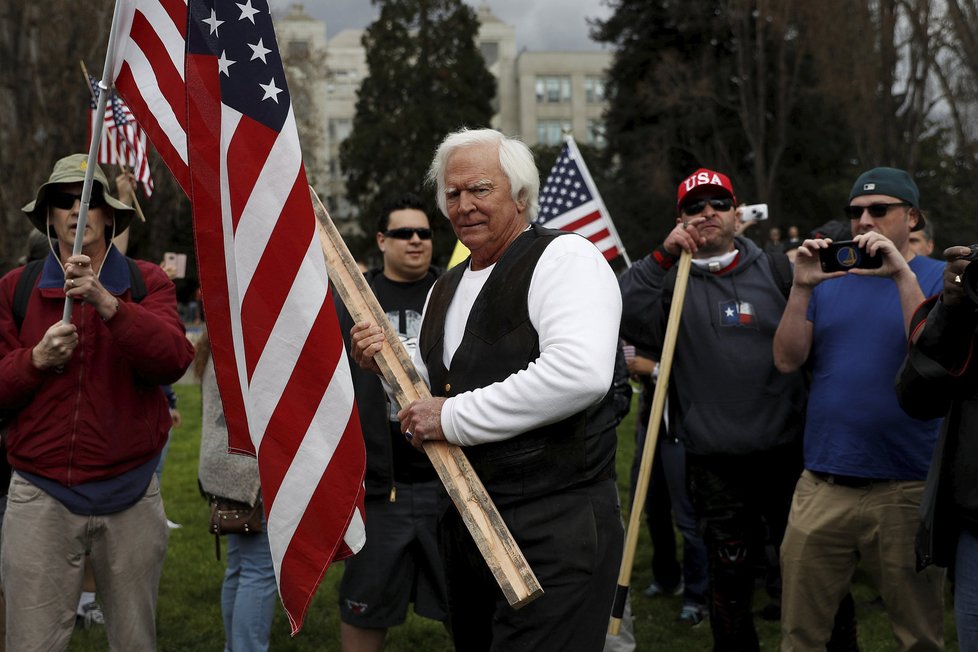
top-left (413, 233), bottom-right (622, 446)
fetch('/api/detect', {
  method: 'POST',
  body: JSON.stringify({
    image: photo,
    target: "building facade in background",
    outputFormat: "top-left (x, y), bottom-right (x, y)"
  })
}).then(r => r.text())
top-left (275, 3), bottom-right (610, 228)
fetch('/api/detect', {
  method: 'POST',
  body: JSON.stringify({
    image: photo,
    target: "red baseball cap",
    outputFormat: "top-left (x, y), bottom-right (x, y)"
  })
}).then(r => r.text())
top-left (676, 168), bottom-right (736, 212)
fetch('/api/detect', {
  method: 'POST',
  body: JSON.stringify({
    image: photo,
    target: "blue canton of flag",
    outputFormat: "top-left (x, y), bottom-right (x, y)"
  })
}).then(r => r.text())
top-left (187, 0), bottom-right (289, 131)
top-left (719, 300), bottom-right (757, 328)
top-left (538, 149), bottom-right (594, 218)
top-left (535, 137), bottom-right (627, 263)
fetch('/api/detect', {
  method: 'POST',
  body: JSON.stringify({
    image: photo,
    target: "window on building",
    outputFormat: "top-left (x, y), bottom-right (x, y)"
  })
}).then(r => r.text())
top-left (585, 76), bottom-right (605, 103)
top-left (329, 119), bottom-right (353, 144)
top-left (586, 120), bottom-right (607, 148)
top-left (537, 120), bottom-right (572, 146)
top-left (480, 41), bottom-right (499, 67)
top-left (288, 40), bottom-right (310, 59)
top-left (535, 76), bottom-right (571, 104)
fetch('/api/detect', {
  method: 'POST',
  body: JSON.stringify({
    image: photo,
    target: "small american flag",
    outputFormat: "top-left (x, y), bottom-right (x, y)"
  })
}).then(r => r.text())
top-left (112, 0), bottom-right (366, 633)
top-left (535, 136), bottom-right (629, 264)
top-left (87, 74), bottom-right (154, 196)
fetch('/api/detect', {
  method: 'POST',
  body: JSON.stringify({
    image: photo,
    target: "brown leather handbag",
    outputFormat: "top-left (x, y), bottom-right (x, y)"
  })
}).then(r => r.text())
top-left (209, 497), bottom-right (264, 535)
top-left (208, 496), bottom-right (263, 559)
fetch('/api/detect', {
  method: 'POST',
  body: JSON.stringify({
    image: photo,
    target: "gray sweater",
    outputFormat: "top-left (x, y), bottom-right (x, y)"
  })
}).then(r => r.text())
top-left (197, 358), bottom-right (262, 505)
top-left (620, 237), bottom-right (806, 455)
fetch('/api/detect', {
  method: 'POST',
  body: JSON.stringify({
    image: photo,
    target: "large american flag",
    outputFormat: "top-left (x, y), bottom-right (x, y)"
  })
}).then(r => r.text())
top-left (111, 0), bottom-right (366, 633)
top-left (535, 136), bottom-right (629, 264)
top-left (87, 74), bottom-right (154, 196)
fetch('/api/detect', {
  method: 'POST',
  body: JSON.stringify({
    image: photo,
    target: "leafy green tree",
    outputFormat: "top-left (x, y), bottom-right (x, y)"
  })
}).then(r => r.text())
top-left (0, 1), bottom-right (115, 272)
top-left (592, 0), bottom-right (869, 257)
top-left (340, 0), bottom-right (495, 263)
top-left (591, 0), bottom-right (750, 256)
top-left (0, 1), bottom-right (192, 279)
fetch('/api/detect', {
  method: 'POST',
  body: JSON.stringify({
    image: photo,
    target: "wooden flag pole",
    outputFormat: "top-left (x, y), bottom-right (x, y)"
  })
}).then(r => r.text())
top-left (609, 250), bottom-right (692, 635)
top-left (310, 189), bottom-right (543, 608)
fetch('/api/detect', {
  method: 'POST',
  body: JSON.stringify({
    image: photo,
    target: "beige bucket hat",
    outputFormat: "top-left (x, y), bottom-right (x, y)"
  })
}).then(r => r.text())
top-left (21, 154), bottom-right (135, 235)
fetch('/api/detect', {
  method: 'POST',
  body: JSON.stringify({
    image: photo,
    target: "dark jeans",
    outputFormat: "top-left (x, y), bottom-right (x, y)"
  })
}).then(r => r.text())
top-left (630, 422), bottom-right (680, 590)
top-left (439, 479), bottom-right (623, 652)
top-left (632, 407), bottom-right (709, 608)
top-left (687, 442), bottom-right (802, 652)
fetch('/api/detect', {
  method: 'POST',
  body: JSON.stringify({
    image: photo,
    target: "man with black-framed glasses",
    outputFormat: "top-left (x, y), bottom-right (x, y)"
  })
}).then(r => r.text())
top-left (334, 193), bottom-right (447, 652)
top-left (774, 167), bottom-right (946, 650)
top-left (620, 167), bottom-right (808, 650)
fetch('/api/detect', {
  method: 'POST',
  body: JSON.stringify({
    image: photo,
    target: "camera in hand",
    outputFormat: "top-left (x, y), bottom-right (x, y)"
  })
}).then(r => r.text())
top-left (818, 240), bottom-right (883, 273)
top-left (960, 244), bottom-right (978, 304)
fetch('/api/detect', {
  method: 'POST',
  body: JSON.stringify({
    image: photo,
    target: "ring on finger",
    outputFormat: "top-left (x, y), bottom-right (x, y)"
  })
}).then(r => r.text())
top-left (404, 431), bottom-right (413, 441)
top-left (955, 275), bottom-right (963, 284)
top-left (67, 278), bottom-right (74, 288)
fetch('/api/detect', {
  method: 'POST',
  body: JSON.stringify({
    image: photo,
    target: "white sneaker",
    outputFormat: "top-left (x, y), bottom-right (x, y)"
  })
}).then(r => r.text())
top-left (643, 580), bottom-right (683, 598)
top-left (166, 519), bottom-right (183, 529)
top-left (76, 601), bottom-right (105, 629)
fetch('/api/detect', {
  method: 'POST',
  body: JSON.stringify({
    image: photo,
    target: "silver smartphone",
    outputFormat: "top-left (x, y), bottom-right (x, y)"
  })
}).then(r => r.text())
top-left (740, 203), bottom-right (769, 221)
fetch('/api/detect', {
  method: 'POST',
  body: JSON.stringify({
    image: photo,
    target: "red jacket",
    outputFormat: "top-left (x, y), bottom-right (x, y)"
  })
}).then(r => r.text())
top-left (0, 252), bottom-right (195, 486)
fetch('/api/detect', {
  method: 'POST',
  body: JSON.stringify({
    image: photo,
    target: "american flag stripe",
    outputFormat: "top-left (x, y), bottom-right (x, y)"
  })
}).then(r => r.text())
top-left (547, 208), bottom-right (602, 233)
top-left (114, 0), bottom-right (190, 193)
top-left (542, 209), bottom-right (617, 257)
top-left (114, 0), bottom-right (366, 633)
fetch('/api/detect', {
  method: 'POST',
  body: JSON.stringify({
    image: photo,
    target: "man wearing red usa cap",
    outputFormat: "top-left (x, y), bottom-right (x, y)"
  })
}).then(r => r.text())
top-left (620, 167), bottom-right (808, 649)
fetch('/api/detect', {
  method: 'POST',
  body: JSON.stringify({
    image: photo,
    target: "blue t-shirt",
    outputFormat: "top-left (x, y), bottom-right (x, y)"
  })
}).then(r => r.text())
top-left (804, 255), bottom-right (945, 480)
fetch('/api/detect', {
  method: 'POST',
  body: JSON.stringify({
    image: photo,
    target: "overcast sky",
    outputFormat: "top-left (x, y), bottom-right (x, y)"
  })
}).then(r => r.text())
top-left (268, 0), bottom-right (615, 52)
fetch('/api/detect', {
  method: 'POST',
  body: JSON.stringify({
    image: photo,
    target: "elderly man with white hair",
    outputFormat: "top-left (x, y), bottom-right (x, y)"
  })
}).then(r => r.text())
top-left (351, 128), bottom-right (623, 651)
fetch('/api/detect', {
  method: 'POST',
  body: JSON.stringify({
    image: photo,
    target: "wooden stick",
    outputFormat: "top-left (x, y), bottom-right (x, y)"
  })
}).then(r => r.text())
top-left (79, 59), bottom-right (146, 223)
top-left (309, 188), bottom-right (543, 608)
top-left (609, 251), bottom-right (692, 635)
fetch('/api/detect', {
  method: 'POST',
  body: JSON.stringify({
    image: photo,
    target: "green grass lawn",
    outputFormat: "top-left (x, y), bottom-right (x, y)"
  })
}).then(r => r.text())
top-left (68, 385), bottom-right (958, 650)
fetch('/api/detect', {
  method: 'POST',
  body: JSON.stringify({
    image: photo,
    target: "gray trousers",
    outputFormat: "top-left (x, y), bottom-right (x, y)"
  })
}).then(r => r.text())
top-left (2, 473), bottom-right (168, 651)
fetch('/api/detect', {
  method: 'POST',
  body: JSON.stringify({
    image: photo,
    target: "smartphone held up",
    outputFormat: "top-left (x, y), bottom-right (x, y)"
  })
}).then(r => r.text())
top-left (739, 203), bottom-right (768, 222)
top-left (818, 240), bottom-right (883, 273)
top-left (163, 252), bottom-right (187, 279)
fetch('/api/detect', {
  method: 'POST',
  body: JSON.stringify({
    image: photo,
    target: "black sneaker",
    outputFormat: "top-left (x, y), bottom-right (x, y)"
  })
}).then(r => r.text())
top-left (759, 601), bottom-right (781, 621)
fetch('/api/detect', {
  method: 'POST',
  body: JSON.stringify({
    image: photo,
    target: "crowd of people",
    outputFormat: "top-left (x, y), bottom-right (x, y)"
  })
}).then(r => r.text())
top-left (0, 131), bottom-right (975, 652)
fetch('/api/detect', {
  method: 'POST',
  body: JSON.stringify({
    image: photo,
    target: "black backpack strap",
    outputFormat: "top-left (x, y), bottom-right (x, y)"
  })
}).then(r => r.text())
top-left (125, 257), bottom-right (147, 303)
top-left (766, 252), bottom-right (793, 300)
top-left (13, 260), bottom-right (45, 329)
top-left (12, 257), bottom-right (147, 332)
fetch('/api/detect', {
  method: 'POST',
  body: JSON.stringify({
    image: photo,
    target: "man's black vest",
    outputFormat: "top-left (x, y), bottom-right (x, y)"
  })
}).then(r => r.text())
top-left (419, 225), bottom-right (617, 505)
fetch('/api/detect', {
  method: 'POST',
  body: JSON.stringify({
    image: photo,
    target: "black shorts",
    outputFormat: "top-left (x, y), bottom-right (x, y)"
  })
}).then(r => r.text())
top-left (338, 480), bottom-right (448, 628)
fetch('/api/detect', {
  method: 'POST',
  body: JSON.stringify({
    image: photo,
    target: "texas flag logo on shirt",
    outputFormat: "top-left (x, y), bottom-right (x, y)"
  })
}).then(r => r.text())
top-left (719, 300), bottom-right (757, 328)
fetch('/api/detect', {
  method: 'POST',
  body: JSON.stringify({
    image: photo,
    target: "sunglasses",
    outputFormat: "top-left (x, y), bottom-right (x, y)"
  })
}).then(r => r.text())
top-left (384, 227), bottom-right (432, 240)
top-left (680, 197), bottom-right (734, 216)
top-left (47, 190), bottom-right (106, 210)
top-left (843, 202), bottom-right (910, 220)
